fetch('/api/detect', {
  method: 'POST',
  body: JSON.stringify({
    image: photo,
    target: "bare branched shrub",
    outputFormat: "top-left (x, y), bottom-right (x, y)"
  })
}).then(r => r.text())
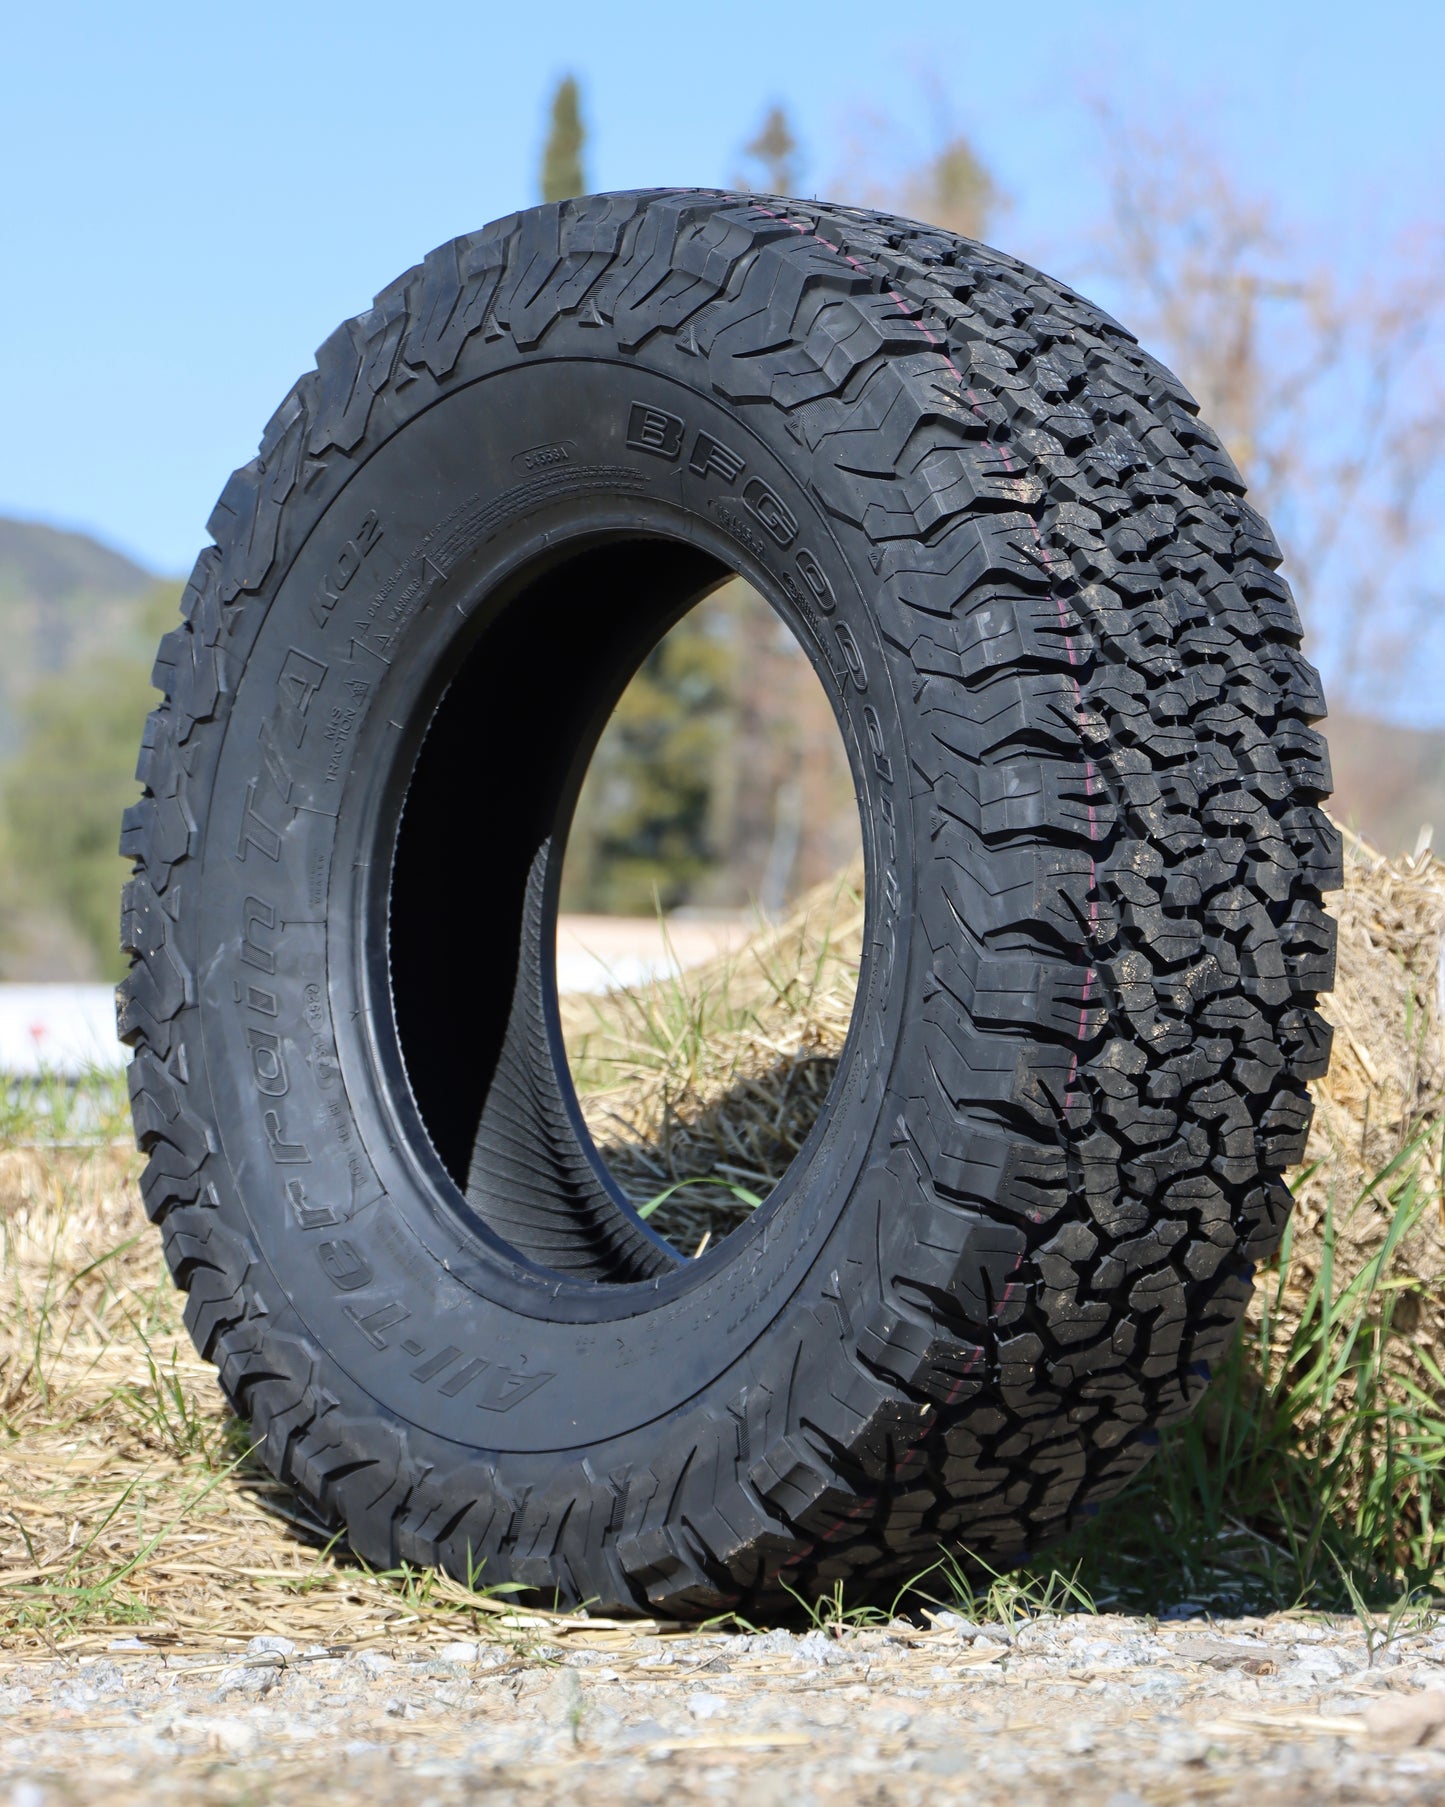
top-left (1086, 112), bottom-right (1445, 709)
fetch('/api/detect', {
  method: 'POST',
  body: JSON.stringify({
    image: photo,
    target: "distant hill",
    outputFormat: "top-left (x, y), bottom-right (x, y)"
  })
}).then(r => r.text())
top-left (0, 516), bottom-right (167, 756)
top-left (0, 516), bottom-right (154, 608)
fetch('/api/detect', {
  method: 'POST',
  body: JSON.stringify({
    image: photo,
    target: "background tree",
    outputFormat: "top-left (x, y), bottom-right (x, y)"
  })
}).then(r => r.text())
top-left (1, 583), bottom-right (178, 979)
top-left (560, 597), bottom-right (735, 916)
top-left (1086, 111), bottom-right (1445, 714)
top-left (900, 135), bottom-right (996, 240)
top-left (701, 584), bottom-right (860, 918)
top-left (558, 581), bottom-right (860, 919)
top-left (738, 105), bottom-right (801, 196)
top-left (541, 75), bottom-right (586, 203)
top-left (831, 87), bottom-right (1000, 241)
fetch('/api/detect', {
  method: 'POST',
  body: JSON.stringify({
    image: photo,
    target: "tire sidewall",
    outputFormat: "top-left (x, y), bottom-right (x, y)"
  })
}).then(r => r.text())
top-left (190, 333), bottom-right (917, 1457)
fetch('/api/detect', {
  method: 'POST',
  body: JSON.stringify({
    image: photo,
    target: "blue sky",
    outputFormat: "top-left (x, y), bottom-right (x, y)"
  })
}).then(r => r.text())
top-left (2, 0), bottom-right (1441, 580)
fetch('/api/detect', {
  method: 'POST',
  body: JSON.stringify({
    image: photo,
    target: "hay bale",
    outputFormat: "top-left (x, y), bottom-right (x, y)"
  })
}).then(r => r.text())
top-left (1263, 827), bottom-right (1445, 1392)
top-left (1305, 826), bottom-right (1445, 1195)
top-left (563, 828), bottom-right (1445, 1358)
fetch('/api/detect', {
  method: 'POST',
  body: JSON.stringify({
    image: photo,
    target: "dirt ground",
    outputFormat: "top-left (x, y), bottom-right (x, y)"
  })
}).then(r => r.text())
top-left (5, 1610), bottom-right (1445, 1805)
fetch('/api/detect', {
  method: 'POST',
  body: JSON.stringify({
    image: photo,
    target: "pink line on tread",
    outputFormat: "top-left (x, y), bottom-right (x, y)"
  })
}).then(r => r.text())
top-left (734, 201), bottom-right (1111, 1575)
top-left (759, 212), bottom-right (1105, 1026)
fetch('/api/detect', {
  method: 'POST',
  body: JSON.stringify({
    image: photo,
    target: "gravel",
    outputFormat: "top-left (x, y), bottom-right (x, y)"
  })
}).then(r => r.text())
top-left (5, 1611), bottom-right (1445, 1804)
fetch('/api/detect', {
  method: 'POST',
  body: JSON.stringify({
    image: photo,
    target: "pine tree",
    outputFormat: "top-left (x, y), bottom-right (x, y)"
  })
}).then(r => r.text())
top-left (558, 581), bottom-right (860, 918)
top-left (560, 603), bottom-right (735, 916)
top-left (540, 75), bottom-right (586, 204)
top-left (741, 105), bottom-right (800, 196)
top-left (911, 136), bottom-right (996, 241)
top-left (1, 583), bottom-right (180, 978)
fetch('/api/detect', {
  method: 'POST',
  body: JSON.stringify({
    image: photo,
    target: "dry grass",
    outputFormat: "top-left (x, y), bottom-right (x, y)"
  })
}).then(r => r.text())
top-left (3, 823), bottom-right (1442, 1653)
top-left (0, 1133), bottom-right (680, 1657)
top-left (561, 864), bottom-right (863, 1250)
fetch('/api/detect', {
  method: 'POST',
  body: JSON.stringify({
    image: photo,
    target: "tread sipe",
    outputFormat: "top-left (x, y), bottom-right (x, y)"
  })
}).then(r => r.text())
top-left (120, 190), bottom-right (1338, 1616)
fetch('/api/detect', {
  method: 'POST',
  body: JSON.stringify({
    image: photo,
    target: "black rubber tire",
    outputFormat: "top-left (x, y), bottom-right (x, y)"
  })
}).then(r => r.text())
top-left (120, 190), bottom-right (1339, 1617)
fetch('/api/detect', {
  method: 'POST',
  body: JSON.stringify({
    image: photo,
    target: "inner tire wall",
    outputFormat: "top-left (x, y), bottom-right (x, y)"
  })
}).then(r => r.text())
top-left (390, 536), bottom-right (727, 1190)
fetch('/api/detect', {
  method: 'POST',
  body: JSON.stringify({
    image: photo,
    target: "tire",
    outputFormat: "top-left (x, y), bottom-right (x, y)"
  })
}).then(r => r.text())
top-left (120, 190), bottom-right (1339, 1617)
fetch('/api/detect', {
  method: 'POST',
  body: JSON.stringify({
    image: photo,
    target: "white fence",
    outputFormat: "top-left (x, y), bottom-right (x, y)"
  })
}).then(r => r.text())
top-left (0, 984), bottom-right (126, 1077)
top-left (0, 918), bottom-right (748, 1076)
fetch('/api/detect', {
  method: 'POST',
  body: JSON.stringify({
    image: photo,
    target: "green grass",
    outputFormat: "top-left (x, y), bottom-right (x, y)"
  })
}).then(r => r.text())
top-left (0, 1065), bottom-right (130, 1147)
top-left (1031, 1119), bottom-right (1445, 1617)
